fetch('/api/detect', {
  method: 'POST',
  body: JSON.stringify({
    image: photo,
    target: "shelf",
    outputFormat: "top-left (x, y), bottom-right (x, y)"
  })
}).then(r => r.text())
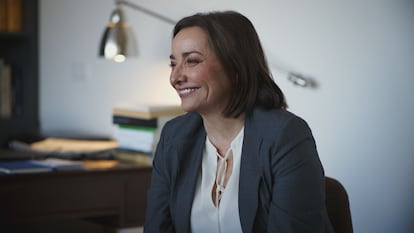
top-left (0, 32), bottom-right (29, 41)
top-left (0, 0), bottom-right (38, 148)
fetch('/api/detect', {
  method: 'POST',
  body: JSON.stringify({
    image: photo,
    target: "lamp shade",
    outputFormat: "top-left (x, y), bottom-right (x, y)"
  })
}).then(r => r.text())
top-left (99, 7), bottom-right (137, 62)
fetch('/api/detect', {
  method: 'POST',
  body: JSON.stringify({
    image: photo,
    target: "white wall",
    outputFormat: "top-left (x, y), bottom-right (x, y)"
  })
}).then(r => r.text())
top-left (40, 0), bottom-right (414, 232)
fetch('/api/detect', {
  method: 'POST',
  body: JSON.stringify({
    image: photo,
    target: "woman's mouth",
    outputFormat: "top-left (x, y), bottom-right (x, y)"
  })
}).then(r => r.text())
top-left (178, 88), bottom-right (199, 97)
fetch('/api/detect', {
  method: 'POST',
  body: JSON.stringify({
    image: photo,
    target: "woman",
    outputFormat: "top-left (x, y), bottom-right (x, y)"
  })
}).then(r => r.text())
top-left (144, 11), bottom-right (334, 233)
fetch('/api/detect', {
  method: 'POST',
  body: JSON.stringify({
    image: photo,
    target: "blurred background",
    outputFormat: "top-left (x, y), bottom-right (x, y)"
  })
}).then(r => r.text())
top-left (39, 1), bottom-right (414, 233)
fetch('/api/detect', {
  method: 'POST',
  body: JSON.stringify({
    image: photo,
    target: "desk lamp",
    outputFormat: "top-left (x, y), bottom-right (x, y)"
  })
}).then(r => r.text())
top-left (98, 1), bottom-right (314, 88)
top-left (98, 0), bottom-right (175, 62)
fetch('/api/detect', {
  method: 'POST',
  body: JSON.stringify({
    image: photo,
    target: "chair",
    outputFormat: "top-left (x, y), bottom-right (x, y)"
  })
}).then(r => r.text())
top-left (325, 177), bottom-right (353, 233)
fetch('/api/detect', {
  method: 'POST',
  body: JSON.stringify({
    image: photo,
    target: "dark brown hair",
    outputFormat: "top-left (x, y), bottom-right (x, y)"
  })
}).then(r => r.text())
top-left (173, 11), bottom-right (287, 117)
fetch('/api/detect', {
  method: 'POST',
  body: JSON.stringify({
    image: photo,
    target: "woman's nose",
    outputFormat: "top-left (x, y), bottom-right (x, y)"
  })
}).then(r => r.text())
top-left (170, 64), bottom-right (184, 86)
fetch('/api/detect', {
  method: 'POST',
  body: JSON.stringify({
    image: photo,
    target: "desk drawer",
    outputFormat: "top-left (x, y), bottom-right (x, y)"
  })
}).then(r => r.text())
top-left (0, 173), bottom-right (123, 224)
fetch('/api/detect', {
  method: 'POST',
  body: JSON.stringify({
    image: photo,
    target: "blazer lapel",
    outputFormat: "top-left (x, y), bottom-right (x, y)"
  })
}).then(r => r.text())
top-left (173, 131), bottom-right (206, 233)
top-left (239, 116), bottom-right (263, 233)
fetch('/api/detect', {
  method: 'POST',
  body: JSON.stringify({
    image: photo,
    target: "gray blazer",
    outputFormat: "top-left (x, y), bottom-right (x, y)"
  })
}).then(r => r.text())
top-left (144, 107), bottom-right (334, 233)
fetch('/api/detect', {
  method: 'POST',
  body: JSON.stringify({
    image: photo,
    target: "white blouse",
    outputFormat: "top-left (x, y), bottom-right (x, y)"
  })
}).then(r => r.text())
top-left (190, 127), bottom-right (244, 233)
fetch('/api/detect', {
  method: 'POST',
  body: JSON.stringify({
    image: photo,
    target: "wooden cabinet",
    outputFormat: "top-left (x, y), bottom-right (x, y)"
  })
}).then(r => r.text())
top-left (0, 159), bottom-right (152, 230)
top-left (0, 0), bottom-right (39, 147)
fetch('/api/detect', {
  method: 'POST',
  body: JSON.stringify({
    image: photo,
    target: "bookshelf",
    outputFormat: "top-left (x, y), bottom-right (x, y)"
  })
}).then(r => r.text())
top-left (0, 0), bottom-right (39, 147)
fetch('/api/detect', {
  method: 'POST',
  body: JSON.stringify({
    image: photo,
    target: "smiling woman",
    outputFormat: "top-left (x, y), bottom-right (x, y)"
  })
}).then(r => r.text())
top-left (144, 11), bottom-right (334, 233)
top-left (169, 26), bottom-right (232, 116)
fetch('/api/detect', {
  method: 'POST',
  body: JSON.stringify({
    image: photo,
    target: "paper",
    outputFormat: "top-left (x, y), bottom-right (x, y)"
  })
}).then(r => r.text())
top-left (9, 137), bottom-right (118, 158)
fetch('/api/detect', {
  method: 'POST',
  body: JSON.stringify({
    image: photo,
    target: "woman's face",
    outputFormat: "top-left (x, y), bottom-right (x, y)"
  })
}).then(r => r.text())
top-left (170, 26), bottom-right (232, 116)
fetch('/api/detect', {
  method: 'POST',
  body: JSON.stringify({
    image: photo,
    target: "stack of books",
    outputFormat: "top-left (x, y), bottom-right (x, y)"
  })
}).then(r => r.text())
top-left (112, 103), bottom-right (184, 165)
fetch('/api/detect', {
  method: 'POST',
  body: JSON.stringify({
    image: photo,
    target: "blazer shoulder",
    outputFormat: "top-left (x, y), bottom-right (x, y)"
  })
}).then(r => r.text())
top-left (162, 112), bottom-right (204, 141)
top-left (252, 107), bottom-right (307, 128)
top-left (249, 107), bottom-right (313, 141)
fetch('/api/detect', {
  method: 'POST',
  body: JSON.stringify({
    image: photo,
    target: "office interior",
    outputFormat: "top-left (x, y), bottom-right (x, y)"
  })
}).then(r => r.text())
top-left (1, 0), bottom-right (413, 233)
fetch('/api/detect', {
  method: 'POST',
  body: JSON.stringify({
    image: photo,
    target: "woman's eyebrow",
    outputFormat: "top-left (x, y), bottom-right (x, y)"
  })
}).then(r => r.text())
top-left (169, 51), bottom-right (204, 60)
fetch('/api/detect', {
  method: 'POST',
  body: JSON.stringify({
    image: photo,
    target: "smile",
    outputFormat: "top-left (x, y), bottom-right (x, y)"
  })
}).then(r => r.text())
top-left (178, 88), bottom-right (199, 96)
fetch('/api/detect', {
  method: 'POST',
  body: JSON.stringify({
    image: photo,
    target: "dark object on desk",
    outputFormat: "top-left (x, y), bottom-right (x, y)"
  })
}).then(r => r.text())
top-left (0, 149), bottom-right (46, 161)
top-left (325, 176), bottom-right (353, 233)
top-left (0, 160), bottom-right (52, 174)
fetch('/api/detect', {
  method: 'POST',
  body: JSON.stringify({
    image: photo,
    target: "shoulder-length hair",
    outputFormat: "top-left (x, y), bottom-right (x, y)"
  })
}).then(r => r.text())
top-left (173, 11), bottom-right (287, 118)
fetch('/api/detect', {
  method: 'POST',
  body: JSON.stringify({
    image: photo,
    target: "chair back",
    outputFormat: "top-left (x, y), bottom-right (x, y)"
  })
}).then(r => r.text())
top-left (325, 177), bottom-right (353, 233)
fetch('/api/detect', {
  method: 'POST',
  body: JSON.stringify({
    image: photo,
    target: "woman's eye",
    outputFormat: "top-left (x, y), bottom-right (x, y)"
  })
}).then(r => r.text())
top-left (169, 62), bottom-right (176, 68)
top-left (186, 59), bottom-right (200, 66)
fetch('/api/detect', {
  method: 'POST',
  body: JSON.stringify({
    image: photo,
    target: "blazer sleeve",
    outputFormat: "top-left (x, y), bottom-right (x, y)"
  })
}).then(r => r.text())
top-left (267, 116), bottom-right (334, 233)
top-left (144, 127), bottom-right (175, 233)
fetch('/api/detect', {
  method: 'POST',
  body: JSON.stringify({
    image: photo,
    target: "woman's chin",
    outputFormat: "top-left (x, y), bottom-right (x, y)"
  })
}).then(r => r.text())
top-left (180, 102), bottom-right (196, 113)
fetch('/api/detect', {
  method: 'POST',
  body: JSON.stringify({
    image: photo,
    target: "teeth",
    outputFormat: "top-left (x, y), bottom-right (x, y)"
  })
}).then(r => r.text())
top-left (179, 88), bottom-right (197, 94)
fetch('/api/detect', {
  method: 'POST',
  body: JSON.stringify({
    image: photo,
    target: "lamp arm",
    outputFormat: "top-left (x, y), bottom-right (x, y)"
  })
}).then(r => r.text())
top-left (116, 0), bottom-right (176, 25)
top-left (112, 1), bottom-right (315, 88)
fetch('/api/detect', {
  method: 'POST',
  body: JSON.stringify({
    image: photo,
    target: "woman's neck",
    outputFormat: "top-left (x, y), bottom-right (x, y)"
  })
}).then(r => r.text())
top-left (201, 113), bottom-right (245, 156)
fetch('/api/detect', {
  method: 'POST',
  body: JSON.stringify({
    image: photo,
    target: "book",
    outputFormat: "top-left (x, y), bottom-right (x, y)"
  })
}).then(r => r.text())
top-left (113, 115), bottom-right (158, 128)
top-left (31, 158), bottom-right (84, 171)
top-left (6, 0), bottom-right (22, 32)
top-left (0, 160), bottom-right (52, 174)
top-left (0, 0), bottom-right (7, 31)
top-left (115, 149), bottom-right (153, 165)
top-left (0, 59), bottom-right (3, 117)
top-left (1, 62), bottom-right (11, 118)
top-left (112, 103), bottom-right (183, 154)
top-left (114, 124), bottom-right (156, 153)
top-left (112, 103), bottom-right (184, 120)
top-left (10, 67), bottom-right (22, 115)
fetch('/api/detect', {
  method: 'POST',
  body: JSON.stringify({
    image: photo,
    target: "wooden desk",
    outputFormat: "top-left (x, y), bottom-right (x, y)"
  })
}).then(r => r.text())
top-left (0, 158), bottom-right (152, 231)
